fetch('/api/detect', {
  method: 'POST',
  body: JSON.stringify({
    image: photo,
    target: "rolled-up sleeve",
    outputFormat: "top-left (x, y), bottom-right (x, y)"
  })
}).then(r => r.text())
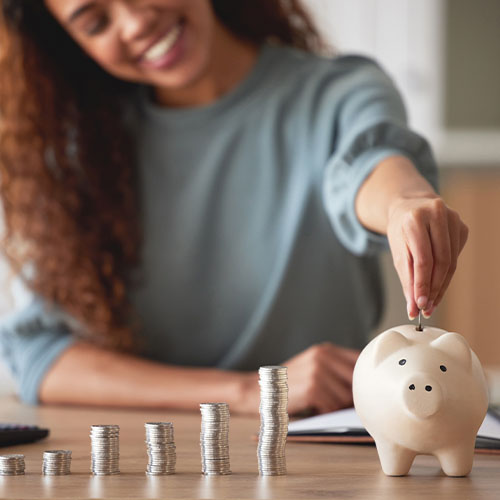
top-left (0, 297), bottom-right (75, 404)
top-left (322, 56), bottom-right (438, 256)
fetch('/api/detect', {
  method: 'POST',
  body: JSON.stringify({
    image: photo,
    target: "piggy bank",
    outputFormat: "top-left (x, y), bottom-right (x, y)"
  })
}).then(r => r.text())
top-left (353, 325), bottom-right (488, 476)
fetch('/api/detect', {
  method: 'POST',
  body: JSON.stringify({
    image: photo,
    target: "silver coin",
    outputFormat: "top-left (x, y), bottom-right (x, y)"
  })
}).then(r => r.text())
top-left (0, 454), bottom-right (24, 461)
top-left (199, 403), bottom-right (231, 476)
top-left (90, 425), bottom-right (120, 475)
top-left (0, 454), bottom-right (25, 476)
top-left (144, 421), bottom-right (176, 475)
top-left (257, 365), bottom-right (288, 476)
top-left (42, 450), bottom-right (72, 476)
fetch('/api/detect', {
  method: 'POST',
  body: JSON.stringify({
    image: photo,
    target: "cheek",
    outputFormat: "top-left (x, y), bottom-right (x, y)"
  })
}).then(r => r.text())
top-left (184, 0), bottom-right (216, 46)
top-left (81, 37), bottom-right (127, 75)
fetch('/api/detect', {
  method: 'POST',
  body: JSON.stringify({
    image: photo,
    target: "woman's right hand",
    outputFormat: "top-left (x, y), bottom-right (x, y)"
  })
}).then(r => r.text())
top-left (240, 343), bottom-right (359, 415)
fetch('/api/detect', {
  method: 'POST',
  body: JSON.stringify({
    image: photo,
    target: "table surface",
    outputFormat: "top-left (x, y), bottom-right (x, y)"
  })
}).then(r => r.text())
top-left (0, 396), bottom-right (499, 500)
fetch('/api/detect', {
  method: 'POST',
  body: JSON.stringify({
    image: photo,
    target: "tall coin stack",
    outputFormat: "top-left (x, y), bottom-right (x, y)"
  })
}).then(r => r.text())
top-left (0, 454), bottom-right (25, 476)
top-left (42, 450), bottom-right (72, 475)
top-left (145, 422), bottom-right (176, 475)
top-left (257, 365), bottom-right (288, 476)
top-left (200, 403), bottom-right (231, 475)
top-left (90, 424), bottom-right (120, 475)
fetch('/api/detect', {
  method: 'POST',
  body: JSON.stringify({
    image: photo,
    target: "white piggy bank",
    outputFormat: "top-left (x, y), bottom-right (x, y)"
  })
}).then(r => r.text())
top-left (353, 325), bottom-right (488, 477)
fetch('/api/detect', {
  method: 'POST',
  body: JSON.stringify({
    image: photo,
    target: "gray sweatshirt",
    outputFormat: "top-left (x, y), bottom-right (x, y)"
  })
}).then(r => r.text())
top-left (0, 44), bottom-right (438, 404)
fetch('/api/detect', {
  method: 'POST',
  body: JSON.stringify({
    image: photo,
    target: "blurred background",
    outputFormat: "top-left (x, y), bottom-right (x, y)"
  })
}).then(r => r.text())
top-left (304, 0), bottom-right (500, 398)
top-left (1, 0), bottom-right (499, 399)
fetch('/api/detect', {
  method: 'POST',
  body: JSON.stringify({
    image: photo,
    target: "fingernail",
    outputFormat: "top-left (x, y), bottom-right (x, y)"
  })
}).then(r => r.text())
top-left (422, 301), bottom-right (434, 319)
top-left (417, 296), bottom-right (428, 309)
top-left (407, 304), bottom-right (416, 321)
top-left (422, 303), bottom-right (434, 319)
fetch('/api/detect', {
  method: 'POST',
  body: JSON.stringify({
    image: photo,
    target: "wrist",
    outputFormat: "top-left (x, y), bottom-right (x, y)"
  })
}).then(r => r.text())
top-left (357, 155), bottom-right (438, 234)
top-left (387, 190), bottom-right (440, 226)
top-left (233, 371), bottom-right (259, 415)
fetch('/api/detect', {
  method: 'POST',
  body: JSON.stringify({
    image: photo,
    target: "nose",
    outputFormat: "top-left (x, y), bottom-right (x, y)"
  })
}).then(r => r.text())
top-left (116, 4), bottom-right (154, 43)
top-left (403, 374), bottom-right (442, 419)
top-left (408, 384), bottom-right (433, 392)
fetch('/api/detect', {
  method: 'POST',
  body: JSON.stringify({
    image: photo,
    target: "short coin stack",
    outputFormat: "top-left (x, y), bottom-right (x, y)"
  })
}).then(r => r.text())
top-left (90, 424), bottom-right (120, 475)
top-left (0, 454), bottom-right (25, 476)
top-left (42, 450), bottom-right (72, 475)
top-left (257, 365), bottom-right (289, 476)
top-left (200, 403), bottom-right (231, 475)
top-left (145, 422), bottom-right (176, 475)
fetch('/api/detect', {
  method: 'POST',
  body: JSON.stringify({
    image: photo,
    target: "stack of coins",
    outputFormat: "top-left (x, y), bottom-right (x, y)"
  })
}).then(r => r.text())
top-left (42, 450), bottom-right (72, 475)
top-left (0, 454), bottom-right (25, 476)
top-left (200, 403), bottom-right (231, 475)
top-left (145, 422), bottom-right (176, 475)
top-left (257, 365), bottom-right (288, 476)
top-left (90, 424), bottom-right (120, 475)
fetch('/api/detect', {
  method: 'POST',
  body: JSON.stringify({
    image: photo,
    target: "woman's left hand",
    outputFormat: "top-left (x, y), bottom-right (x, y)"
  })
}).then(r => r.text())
top-left (386, 194), bottom-right (469, 320)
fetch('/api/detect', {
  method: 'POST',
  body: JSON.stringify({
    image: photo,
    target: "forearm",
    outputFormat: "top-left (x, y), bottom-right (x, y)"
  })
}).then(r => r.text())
top-left (355, 155), bottom-right (438, 234)
top-left (356, 154), bottom-right (468, 320)
top-left (39, 342), bottom-right (256, 412)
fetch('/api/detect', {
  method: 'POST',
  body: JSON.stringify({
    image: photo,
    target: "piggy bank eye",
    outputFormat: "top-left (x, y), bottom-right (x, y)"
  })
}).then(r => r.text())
top-left (398, 359), bottom-right (406, 366)
top-left (440, 365), bottom-right (447, 372)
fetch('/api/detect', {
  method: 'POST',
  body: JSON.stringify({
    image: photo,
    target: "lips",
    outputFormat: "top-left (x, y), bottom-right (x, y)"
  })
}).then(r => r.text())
top-left (138, 21), bottom-right (184, 66)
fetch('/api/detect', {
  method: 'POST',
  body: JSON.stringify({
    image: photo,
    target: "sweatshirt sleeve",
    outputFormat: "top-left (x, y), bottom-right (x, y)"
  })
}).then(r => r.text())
top-left (322, 55), bottom-right (439, 256)
top-left (0, 296), bottom-right (75, 404)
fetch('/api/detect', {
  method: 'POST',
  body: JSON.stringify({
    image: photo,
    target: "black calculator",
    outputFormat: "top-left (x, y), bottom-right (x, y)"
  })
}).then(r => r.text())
top-left (0, 424), bottom-right (49, 447)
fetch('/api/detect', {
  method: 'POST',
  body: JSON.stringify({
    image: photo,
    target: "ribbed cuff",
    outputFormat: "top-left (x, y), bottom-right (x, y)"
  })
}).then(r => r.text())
top-left (19, 334), bottom-right (75, 405)
top-left (323, 121), bottom-right (438, 256)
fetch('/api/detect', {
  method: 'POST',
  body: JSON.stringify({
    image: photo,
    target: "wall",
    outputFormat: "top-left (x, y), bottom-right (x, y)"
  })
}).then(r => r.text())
top-left (445, 0), bottom-right (500, 128)
top-left (437, 167), bottom-right (500, 367)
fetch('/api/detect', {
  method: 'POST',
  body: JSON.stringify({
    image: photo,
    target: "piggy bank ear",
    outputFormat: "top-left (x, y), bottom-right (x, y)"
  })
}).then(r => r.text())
top-left (431, 332), bottom-right (472, 370)
top-left (374, 330), bottom-right (411, 366)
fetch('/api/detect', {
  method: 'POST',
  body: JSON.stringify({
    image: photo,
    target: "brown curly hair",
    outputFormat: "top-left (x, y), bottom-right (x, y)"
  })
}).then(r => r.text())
top-left (0, 0), bottom-right (322, 350)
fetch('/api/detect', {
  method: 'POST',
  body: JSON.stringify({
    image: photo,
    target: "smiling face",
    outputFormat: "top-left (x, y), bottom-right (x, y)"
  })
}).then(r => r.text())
top-left (44, 0), bottom-right (217, 90)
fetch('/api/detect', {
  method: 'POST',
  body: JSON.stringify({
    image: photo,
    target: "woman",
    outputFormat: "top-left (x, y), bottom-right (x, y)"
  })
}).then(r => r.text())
top-left (0, 0), bottom-right (467, 415)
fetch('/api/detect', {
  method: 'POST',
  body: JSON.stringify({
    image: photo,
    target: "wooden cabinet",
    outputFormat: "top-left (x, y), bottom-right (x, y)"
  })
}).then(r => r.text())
top-left (437, 167), bottom-right (500, 367)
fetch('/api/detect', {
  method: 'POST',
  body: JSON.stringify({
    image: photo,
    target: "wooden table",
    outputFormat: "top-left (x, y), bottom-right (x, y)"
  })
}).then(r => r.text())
top-left (0, 396), bottom-right (498, 499)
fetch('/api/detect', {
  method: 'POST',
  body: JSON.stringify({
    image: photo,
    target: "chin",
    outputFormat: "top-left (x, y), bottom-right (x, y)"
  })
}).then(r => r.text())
top-left (151, 66), bottom-right (207, 90)
top-left (148, 54), bottom-right (212, 93)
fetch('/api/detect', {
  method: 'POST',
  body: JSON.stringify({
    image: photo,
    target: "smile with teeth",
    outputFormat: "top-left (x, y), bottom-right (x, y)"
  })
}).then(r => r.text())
top-left (142, 23), bottom-right (183, 62)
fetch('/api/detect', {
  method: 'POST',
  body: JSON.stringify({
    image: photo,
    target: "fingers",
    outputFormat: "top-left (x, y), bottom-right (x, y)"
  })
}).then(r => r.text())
top-left (432, 212), bottom-right (469, 309)
top-left (392, 243), bottom-right (418, 319)
top-left (322, 342), bottom-right (359, 365)
top-left (316, 375), bottom-right (352, 413)
top-left (425, 207), bottom-right (451, 316)
top-left (305, 377), bottom-right (346, 415)
top-left (459, 220), bottom-right (469, 252)
top-left (311, 344), bottom-right (356, 412)
top-left (285, 343), bottom-right (358, 415)
top-left (404, 211), bottom-right (433, 313)
top-left (318, 343), bottom-right (358, 387)
top-left (390, 198), bottom-right (469, 320)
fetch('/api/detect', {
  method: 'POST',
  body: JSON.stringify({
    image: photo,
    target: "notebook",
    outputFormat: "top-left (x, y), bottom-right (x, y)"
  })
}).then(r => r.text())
top-left (287, 407), bottom-right (500, 454)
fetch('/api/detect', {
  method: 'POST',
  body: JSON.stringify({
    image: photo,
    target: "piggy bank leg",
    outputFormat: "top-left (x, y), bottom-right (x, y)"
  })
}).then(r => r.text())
top-left (435, 441), bottom-right (475, 477)
top-left (375, 440), bottom-right (416, 476)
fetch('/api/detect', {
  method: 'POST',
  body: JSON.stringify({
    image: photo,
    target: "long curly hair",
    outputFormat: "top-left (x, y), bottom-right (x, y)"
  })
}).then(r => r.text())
top-left (0, 0), bottom-right (322, 350)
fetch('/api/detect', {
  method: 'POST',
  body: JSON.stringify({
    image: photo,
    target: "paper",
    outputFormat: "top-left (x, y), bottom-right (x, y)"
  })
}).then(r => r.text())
top-left (288, 408), bottom-right (363, 433)
top-left (477, 412), bottom-right (500, 439)
top-left (288, 407), bottom-right (500, 440)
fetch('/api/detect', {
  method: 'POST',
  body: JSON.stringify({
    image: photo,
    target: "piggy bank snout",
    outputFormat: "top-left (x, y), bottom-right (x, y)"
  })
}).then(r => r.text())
top-left (402, 373), bottom-right (443, 419)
